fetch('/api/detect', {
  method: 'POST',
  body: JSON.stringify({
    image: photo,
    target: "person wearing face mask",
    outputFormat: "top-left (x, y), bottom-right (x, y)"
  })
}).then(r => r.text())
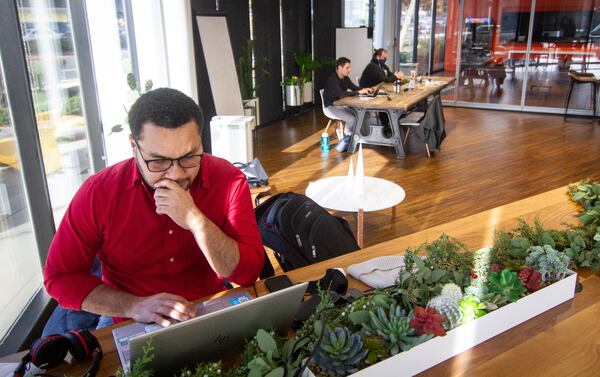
top-left (43, 88), bottom-right (264, 329)
top-left (359, 48), bottom-right (404, 88)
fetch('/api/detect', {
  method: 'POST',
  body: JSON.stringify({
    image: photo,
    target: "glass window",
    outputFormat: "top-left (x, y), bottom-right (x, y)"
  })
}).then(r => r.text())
top-left (399, 0), bottom-right (416, 63)
top-left (86, 0), bottom-right (137, 165)
top-left (0, 56), bottom-right (41, 343)
top-left (432, 0), bottom-right (448, 73)
top-left (525, 0), bottom-right (600, 110)
top-left (416, 0), bottom-right (433, 74)
top-left (345, 0), bottom-right (371, 27)
top-left (17, 0), bottom-right (93, 223)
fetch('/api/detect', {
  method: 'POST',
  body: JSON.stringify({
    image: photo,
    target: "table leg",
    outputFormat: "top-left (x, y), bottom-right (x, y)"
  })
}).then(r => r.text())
top-left (388, 109), bottom-right (406, 159)
top-left (349, 108), bottom-right (367, 154)
top-left (357, 208), bottom-right (364, 248)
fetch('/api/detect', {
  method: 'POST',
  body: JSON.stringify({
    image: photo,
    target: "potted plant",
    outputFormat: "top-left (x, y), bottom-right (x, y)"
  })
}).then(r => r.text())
top-left (294, 52), bottom-right (323, 103)
top-left (282, 75), bottom-right (303, 107)
top-left (236, 39), bottom-right (269, 125)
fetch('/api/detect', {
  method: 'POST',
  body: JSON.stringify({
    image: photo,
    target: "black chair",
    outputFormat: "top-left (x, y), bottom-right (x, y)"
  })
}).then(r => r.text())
top-left (564, 70), bottom-right (598, 121)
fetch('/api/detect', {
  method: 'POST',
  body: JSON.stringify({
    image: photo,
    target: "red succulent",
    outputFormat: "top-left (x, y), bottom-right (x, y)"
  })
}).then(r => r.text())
top-left (518, 267), bottom-right (542, 292)
top-left (489, 263), bottom-right (502, 272)
top-left (410, 306), bottom-right (446, 336)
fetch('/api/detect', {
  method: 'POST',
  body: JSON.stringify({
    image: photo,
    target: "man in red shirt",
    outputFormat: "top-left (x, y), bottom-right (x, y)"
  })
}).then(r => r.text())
top-left (44, 88), bottom-right (264, 327)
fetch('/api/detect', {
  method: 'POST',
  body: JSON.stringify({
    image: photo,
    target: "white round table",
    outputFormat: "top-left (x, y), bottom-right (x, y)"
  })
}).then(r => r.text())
top-left (305, 176), bottom-right (405, 247)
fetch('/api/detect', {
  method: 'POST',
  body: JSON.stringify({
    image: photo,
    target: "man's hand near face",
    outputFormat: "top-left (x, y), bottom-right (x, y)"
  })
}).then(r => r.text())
top-left (154, 178), bottom-right (199, 229)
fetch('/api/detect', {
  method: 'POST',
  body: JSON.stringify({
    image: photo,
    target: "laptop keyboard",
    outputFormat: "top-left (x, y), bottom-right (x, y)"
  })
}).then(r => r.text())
top-left (114, 291), bottom-right (252, 371)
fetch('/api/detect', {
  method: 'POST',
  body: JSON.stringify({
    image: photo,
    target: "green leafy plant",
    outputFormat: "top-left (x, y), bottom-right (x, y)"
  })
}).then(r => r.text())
top-left (360, 305), bottom-right (432, 355)
top-left (485, 269), bottom-right (526, 303)
top-left (313, 327), bottom-right (368, 376)
top-left (247, 329), bottom-right (308, 377)
top-left (176, 361), bottom-right (222, 377)
top-left (110, 72), bottom-right (154, 135)
top-left (458, 295), bottom-right (487, 322)
top-left (397, 235), bottom-right (473, 306)
top-left (293, 52), bottom-right (322, 83)
top-left (236, 39), bottom-right (269, 100)
top-left (490, 218), bottom-right (569, 270)
top-left (115, 337), bottom-right (154, 377)
top-left (281, 75), bottom-right (302, 86)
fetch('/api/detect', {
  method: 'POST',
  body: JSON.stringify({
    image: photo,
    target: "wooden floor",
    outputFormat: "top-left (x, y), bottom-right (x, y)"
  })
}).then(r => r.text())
top-left (254, 106), bottom-right (600, 249)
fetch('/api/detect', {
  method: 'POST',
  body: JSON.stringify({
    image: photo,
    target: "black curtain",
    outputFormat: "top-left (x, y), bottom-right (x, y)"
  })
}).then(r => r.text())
top-left (190, 0), bottom-right (250, 152)
top-left (313, 0), bottom-right (342, 105)
top-left (253, 0), bottom-right (284, 124)
top-left (281, 0), bottom-right (311, 78)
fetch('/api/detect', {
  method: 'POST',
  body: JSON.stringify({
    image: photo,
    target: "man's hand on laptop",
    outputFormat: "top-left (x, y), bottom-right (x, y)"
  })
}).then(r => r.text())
top-left (358, 88), bottom-right (372, 95)
top-left (128, 292), bottom-right (197, 327)
top-left (154, 178), bottom-right (201, 230)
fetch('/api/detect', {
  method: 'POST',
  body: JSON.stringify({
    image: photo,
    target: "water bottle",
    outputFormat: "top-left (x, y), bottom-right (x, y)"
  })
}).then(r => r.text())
top-left (394, 80), bottom-right (401, 93)
top-left (321, 132), bottom-right (329, 152)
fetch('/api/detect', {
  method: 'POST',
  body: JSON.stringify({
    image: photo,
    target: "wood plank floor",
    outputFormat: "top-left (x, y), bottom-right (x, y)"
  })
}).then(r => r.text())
top-left (254, 106), bottom-right (600, 249)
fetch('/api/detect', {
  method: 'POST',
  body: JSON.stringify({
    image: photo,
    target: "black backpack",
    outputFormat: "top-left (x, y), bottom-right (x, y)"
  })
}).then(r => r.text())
top-left (254, 192), bottom-right (360, 271)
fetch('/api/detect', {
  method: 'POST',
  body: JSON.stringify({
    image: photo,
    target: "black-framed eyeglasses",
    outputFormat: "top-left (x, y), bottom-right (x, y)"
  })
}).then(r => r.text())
top-left (134, 139), bottom-right (203, 172)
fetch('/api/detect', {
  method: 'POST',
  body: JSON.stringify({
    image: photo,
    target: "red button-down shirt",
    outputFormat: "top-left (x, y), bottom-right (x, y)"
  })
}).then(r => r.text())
top-left (44, 154), bottom-right (264, 314)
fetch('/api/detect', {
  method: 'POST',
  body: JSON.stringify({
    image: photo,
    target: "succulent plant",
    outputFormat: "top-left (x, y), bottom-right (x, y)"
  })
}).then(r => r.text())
top-left (458, 295), bottom-right (487, 322)
top-left (489, 263), bottom-right (502, 272)
top-left (409, 306), bottom-right (446, 336)
top-left (518, 267), bottom-right (542, 292)
top-left (361, 335), bottom-right (388, 364)
top-left (526, 245), bottom-right (570, 282)
top-left (361, 304), bottom-right (432, 355)
top-left (426, 295), bottom-right (463, 330)
top-left (486, 269), bottom-right (526, 302)
top-left (440, 283), bottom-right (463, 303)
top-left (313, 327), bottom-right (368, 376)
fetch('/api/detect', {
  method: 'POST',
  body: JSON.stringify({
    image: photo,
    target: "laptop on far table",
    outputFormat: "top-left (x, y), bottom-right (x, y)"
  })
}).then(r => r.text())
top-left (114, 282), bottom-right (308, 375)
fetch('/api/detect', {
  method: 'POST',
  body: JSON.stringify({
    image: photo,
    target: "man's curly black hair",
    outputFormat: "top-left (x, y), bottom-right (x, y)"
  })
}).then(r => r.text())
top-left (128, 87), bottom-right (204, 140)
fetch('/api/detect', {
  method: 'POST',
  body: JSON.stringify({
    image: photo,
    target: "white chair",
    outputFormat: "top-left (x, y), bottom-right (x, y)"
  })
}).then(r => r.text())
top-left (319, 89), bottom-right (344, 139)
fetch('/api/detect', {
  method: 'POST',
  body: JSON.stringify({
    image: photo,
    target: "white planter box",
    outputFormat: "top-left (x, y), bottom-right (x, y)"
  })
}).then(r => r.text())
top-left (303, 270), bottom-right (577, 377)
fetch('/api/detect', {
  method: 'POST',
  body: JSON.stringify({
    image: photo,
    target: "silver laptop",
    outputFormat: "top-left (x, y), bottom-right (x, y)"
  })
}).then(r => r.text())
top-left (114, 282), bottom-right (307, 375)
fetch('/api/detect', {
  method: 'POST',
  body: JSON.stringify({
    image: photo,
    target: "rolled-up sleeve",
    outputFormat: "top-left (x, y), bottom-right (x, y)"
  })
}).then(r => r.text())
top-left (220, 170), bottom-right (264, 286)
top-left (43, 177), bottom-right (104, 310)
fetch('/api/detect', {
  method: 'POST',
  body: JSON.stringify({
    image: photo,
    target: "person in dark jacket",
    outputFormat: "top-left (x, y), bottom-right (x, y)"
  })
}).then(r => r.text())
top-left (323, 57), bottom-right (372, 152)
top-left (359, 48), bottom-right (403, 88)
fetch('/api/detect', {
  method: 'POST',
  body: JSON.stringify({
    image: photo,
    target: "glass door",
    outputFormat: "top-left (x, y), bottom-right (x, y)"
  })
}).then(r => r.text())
top-left (524, 0), bottom-right (600, 111)
top-left (456, 0), bottom-right (532, 106)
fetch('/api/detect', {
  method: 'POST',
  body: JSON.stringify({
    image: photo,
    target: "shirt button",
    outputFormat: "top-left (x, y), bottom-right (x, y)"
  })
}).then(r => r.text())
top-left (170, 257), bottom-right (174, 262)
top-left (168, 230), bottom-right (173, 235)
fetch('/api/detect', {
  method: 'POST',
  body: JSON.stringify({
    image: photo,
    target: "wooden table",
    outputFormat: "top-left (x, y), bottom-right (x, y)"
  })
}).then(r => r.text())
top-left (3, 185), bottom-right (598, 376)
top-left (334, 76), bottom-right (455, 159)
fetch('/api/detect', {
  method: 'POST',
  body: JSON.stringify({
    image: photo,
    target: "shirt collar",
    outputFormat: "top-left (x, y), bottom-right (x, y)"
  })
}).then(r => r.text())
top-left (127, 155), bottom-right (210, 190)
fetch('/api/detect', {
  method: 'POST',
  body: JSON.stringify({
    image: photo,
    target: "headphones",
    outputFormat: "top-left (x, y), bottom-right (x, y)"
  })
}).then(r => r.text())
top-left (13, 329), bottom-right (102, 377)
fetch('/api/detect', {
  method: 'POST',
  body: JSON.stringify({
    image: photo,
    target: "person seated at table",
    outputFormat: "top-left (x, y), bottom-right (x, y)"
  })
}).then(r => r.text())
top-left (323, 57), bottom-right (372, 152)
top-left (359, 48), bottom-right (403, 88)
top-left (43, 88), bottom-right (264, 329)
